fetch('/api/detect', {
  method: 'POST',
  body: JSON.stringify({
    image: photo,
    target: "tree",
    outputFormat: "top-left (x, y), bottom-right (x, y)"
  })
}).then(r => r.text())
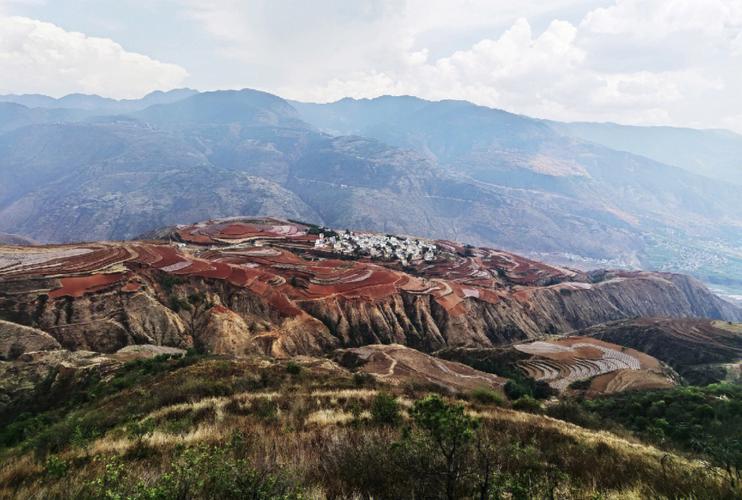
top-left (410, 395), bottom-right (479, 500)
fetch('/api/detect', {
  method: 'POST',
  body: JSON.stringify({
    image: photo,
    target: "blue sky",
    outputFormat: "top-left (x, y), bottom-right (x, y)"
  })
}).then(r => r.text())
top-left (1, 0), bottom-right (741, 132)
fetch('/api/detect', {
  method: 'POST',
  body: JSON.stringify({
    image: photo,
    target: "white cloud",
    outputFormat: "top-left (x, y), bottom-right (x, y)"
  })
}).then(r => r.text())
top-left (178, 0), bottom-right (742, 132)
top-left (0, 1), bottom-right (740, 132)
top-left (0, 15), bottom-right (188, 98)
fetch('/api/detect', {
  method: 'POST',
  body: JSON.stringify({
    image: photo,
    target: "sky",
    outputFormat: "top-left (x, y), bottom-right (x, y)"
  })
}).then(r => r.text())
top-left (0, 0), bottom-right (741, 132)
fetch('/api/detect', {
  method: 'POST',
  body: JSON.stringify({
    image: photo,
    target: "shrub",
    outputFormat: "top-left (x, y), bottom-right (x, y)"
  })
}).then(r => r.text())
top-left (504, 380), bottom-right (528, 400)
top-left (409, 395), bottom-right (480, 499)
top-left (568, 378), bottom-right (593, 391)
top-left (470, 387), bottom-right (505, 406)
top-left (285, 361), bottom-right (302, 376)
top-left (352, 372), bottom-right (375, 387)
top-left (83, 447), bottom-right (302, 500)
top-left (251, 398), bottom-right (279, 422)
top-left (512, 396), bottom-right (543, 413)
top-left (313, 430), bottom-right (417, 498)
top-left (44, 455), bottom-right (68, 479)
top-left (533, 380), bottom-right (557, 399)
top-left (370, 392), bottom-right (402, 427)
top-left (546, 400), bottom-right (600, 428)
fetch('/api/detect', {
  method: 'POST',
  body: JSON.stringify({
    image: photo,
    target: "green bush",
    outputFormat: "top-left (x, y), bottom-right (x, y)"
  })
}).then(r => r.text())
top-left (285, 361), bottom-right (302, 376)
top-left (504, 380), bottom-right (528, 400)
top-left (370, 392), bottom-right (402, 427)
top-left (83, 447), bottom-right (302, 499)
top-left (546, 400), bottom-right (600, 428)
top-left (470, 387), bottom-right (505, 406)
top-left (408, 395), bottom-right (480, 498)
top-left (512, 396), bottom-right (543, 414)
top-left (44, 455), bottom-right (68, 479)
top-left (352, 372), bottom-right (375, 387)
top-left (568, 378), bottom-right (593, 390)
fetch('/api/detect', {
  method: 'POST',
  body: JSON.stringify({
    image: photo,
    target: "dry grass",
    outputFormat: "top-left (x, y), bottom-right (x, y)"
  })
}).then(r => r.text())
top-left (713, 320), bottom-right (742, 334)
top-left (0, 355), bottom-right (734, 499)
top-left (305, 409), bottom-right (355, 426)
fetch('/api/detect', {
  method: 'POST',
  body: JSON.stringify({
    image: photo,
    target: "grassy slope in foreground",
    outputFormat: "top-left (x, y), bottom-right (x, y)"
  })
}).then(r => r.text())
top-left (0, 353), bottom-right (737, 499)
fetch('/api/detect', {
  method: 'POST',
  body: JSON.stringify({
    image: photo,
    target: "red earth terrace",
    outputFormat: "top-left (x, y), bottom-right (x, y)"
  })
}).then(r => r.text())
top-left (0, 218), bottom-right (583, 310)
top-left (1, 217), bottom-right (739, 358)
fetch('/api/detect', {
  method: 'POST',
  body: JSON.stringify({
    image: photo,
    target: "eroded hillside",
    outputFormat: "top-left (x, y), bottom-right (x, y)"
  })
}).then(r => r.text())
top-left (1, 218), bottom-right (739, 360)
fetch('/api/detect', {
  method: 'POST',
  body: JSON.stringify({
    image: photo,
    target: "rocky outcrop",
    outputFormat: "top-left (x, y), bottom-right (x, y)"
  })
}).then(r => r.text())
top-left (0, 344), bottom-right (186, 420)
top-left (196, 305), bottom-right (261, 356)
top-left (2, 269), bottom-right (739, 358)
top-left (124, 293), bottom-right (189, 348)
top-left (0, 319), bottom-right (61, 360)
top-left (298, 273), bottom-right (742, 352)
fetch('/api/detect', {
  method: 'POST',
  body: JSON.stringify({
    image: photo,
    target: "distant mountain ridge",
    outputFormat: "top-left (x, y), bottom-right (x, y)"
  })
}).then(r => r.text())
top-left (0, 88), bottom-right (198, 113)
top-left (0, 89), bottom-right (741, 293)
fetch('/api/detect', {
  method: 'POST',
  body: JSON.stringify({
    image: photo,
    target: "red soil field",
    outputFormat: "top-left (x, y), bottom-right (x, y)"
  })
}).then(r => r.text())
top-left (49, 272), bottom-right (128, 298)
top-left (0, 218), bottom-right (598, 323)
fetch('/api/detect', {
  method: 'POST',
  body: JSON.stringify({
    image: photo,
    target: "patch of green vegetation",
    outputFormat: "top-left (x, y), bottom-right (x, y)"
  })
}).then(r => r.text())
top-left (285, 361), bottom-right (302, 376)
top-left (568, 377), bottom-right (593, 390)
top-left (567, 384), bottom-right (742, 488)
top-left (504, 379), bottom-right (554, 401)
top-left (370, 392), bottom-right (401, 426)
top-left (512, 395), bottom-right (544, 414)
top-left (352, 371), bottom-right (376, 387)
top-left (83, 444), bottom-right (303, 499)
top-left (2, 357), bottom-right (738, 499)
top-left (157, 274), bottom-right (184, 293)
top-left (437, 347), bottom-right (556, 400)
top-left (469, 387), bottom-right (505, 406)
top-left (0, 352), bottom-right (205, 455)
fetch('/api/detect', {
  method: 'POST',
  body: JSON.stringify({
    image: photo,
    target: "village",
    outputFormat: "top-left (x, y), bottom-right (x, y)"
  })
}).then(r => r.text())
top-left (313, 229), bottom-right (438, 266)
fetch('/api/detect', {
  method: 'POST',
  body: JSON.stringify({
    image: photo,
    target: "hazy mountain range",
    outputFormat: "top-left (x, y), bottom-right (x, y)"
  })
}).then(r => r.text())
top-left (0, 88), bottom-right (740, 295)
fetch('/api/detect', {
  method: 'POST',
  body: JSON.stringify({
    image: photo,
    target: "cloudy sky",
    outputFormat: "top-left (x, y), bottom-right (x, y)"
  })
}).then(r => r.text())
top-left (1, 0), bottom-right (741, 131)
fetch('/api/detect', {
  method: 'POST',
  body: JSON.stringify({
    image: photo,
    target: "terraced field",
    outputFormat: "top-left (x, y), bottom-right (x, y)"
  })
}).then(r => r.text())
top-left (1, 217), bottom-right (739, 357)
top-left (515, 337), bottom-right (673, 393)
top-left (0, 218), bottom-right (591, 318)
top-left (574, 317), bottom-right (742, 384)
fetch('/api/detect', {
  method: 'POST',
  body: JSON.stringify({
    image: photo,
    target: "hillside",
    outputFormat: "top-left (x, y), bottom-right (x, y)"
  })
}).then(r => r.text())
top-left (0, 233), bottom-right (34, 245)
top-left (293, 96), bottom-right (742, 290)
top-left (1, 218), bottom-right (739, 360)
top-left (575, 317), bottom-right (742, 384)
top-left (2, 351), bottom-right (735, 499)
top-left (547, 121), bottom-right (742, 186)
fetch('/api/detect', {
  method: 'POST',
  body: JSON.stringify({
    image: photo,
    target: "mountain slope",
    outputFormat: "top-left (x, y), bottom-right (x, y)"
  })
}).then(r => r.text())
top-left (0, 95), bottom-right (645, 261)
top-left (293, 96), bottom-right (741, 233)
top-left (575, 317), bottom-right (742, 384)
top-left (548, 121), bottom-right (742, 186)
